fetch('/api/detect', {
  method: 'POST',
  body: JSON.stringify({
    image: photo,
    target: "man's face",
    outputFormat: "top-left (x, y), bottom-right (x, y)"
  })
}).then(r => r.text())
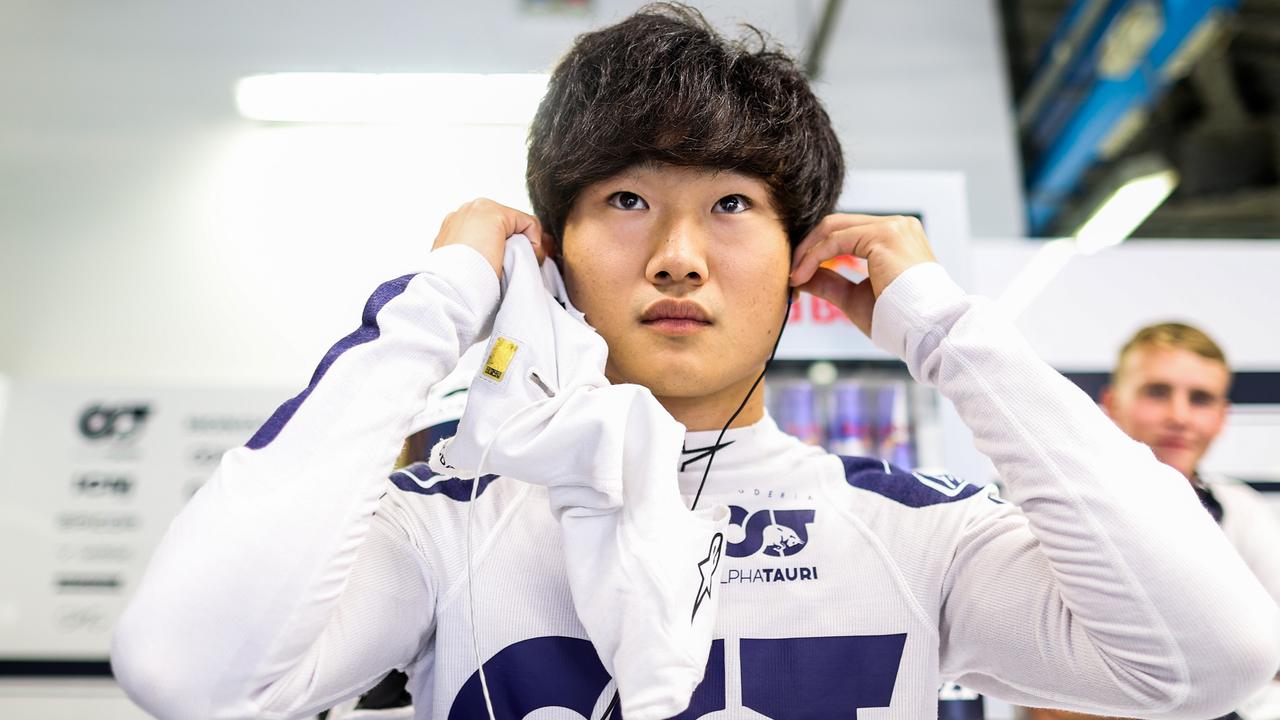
top-left (558, 164), bottom-right (791, 416)
top-left (1102, 345), bottom-right (1231, 480)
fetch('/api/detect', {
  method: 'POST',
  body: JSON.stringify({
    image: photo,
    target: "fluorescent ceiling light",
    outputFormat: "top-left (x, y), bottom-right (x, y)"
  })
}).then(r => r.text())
top-left (235, 73), bottom-right (550, 125)
top-left (1001, 157), bottom-right (1178, 317)
top-left (1073, 161), bottom-right (1178, 255)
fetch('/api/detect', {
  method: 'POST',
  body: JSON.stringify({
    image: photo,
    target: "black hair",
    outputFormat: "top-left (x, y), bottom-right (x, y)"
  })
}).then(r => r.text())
top-left (527, 2), bottom-right (845, 247)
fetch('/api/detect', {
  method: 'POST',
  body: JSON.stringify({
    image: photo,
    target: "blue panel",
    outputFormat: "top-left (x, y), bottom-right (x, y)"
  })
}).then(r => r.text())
top-left (1024, 0), bottom-right (1241, 233)
top-left (669, 640), bottom-right (727, 719)
top-left (447, 636), bottom-right (610, 720)
top-left (740, 634), bottom-right (908, 718)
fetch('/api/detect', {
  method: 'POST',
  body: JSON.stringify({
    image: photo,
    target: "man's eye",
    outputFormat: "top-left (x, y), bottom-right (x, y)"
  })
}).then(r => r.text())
top-left (1142, 385), bottom-right (1171, 399)
top-left (713, 194), bottom-right (751, 214)
top-left (1190, 391), bottom-right (1220, 407)
top-left (607, 192), bottom-right (648, 211)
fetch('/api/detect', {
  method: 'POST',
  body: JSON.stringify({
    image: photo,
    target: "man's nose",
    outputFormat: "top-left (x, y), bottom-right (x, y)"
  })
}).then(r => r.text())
top-left (1166, 393), bottom-right (1192, 426)
top-left (646, 216), bottom-right (709, 287)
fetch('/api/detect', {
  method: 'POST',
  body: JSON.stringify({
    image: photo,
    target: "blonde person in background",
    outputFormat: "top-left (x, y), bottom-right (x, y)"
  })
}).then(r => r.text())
top-left (1025, 322), bottom-right (1280, 720)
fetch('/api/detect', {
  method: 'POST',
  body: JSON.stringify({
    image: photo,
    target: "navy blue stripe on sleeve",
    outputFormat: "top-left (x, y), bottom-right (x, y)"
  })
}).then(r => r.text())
top-left (840, 455), bottom-right (981, 508)
top-left (390, 462), bottom-right (498, 502)
top-left (247, 274), bottom-right (416, 450)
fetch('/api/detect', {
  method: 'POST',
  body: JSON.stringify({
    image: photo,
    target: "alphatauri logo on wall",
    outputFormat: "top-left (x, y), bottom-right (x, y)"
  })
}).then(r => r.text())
top-left (78, 403), bottom-right (151, 442)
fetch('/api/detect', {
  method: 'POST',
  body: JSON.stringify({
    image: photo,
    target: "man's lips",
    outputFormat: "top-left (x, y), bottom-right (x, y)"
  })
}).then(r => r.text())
top-left (1155, 437), bottom-right (1193, 450)
top-left (644, 318), bottom-right (709, 335)
top-left (640, 299), bottom-right (711, 322)
top-left (640, 299), bottom-right (712, 335)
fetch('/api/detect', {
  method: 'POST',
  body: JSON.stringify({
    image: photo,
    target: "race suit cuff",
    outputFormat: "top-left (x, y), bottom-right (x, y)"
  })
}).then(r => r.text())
top-left (870, 261), bottom-right (967, 366)
top-left (425, 244), bottom-right (502, 322)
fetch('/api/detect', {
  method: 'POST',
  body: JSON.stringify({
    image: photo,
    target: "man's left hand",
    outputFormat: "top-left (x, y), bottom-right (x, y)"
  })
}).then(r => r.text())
top-left (788, 214), bottom-right (937, 336)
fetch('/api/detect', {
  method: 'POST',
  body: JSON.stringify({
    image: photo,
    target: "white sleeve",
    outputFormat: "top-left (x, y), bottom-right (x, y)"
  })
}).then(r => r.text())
top-left (1221, 484), bottom-right (1280, 609)
top-left (110, 245), bottom-right (500, 720)
top-left (870, 263), bottom-right (1280, 718)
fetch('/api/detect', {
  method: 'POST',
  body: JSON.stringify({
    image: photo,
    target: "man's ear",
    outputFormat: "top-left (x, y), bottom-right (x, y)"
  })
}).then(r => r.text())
top-left (1100, 386), bottom-right (1115, 417)
top-left (542, 229), bottom-right (561, 260)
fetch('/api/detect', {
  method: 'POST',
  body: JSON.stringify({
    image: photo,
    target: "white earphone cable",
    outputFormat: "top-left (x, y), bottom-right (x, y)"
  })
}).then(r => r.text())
top-left (465, 408), bottom-right (527, 720)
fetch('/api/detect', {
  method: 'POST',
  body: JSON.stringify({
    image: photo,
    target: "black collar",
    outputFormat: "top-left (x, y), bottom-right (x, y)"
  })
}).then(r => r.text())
top-left (679, 439), bottom-right (736, 472)
top-left (1191, 474), bottom-right (1225, 524)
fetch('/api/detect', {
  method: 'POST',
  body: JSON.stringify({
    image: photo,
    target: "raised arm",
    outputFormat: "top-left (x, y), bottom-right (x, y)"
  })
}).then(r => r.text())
top-left (111, 200), bottom-right (534, 719)
top-left (792, 215), bottom-right (1280, 718)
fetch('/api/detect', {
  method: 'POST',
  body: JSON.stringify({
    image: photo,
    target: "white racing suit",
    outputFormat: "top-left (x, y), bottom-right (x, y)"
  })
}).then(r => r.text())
top-left (112, 244), bottom-right (1280, 719)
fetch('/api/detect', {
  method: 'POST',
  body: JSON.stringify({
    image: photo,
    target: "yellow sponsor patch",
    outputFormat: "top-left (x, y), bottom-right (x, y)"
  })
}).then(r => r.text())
top-left (481, 337), bottom-right (519, 382)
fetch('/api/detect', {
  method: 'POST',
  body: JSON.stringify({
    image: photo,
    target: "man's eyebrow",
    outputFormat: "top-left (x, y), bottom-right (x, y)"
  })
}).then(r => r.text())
top-left (606, 169), bottom-right (651, 186)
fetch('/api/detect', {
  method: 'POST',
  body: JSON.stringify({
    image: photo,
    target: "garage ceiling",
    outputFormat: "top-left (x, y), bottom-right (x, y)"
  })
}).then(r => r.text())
top-left (1000, 0), bottom-right (1280, 238)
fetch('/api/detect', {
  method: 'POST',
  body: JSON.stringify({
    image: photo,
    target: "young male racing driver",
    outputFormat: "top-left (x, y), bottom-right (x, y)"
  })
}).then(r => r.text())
top-left (112, 5), bottom-right (1279, 718)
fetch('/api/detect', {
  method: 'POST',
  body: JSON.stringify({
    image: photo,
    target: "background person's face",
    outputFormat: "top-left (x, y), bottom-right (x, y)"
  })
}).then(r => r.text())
top-left (1103, 345), bottom-right (1231, 479)
top-left (558, 164), bottom-right (791, 414)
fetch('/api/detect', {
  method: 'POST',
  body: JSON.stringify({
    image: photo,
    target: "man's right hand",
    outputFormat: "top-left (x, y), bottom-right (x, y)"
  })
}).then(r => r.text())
top-left (431, 198), bottom-right (546, 280)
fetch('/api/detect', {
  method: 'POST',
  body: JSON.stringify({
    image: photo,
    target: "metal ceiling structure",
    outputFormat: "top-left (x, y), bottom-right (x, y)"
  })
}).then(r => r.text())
top-left (1000, 0), bottom-right (1280, 238)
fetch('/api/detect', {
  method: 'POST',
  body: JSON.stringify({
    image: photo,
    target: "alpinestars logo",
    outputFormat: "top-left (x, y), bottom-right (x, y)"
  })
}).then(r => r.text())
top-left (722, 505), bottom-right (818, 585)
top-left (691, 532), bottom-right (724, 621)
